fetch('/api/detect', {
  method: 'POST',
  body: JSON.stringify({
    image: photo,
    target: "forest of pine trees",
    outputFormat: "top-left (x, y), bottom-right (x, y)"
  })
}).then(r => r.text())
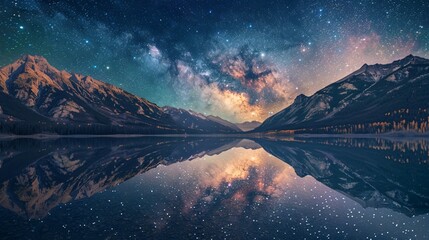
top-left (0, 119), bottom-right (184, 135)
top-left (271, 108), bottom-right (429, 135)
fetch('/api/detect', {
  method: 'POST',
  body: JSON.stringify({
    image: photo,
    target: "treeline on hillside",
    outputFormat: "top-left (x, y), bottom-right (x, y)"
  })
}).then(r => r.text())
top-left (279, 119), bottom-right (429, 135)
top-left (0, 121), bottom-right (184, 135)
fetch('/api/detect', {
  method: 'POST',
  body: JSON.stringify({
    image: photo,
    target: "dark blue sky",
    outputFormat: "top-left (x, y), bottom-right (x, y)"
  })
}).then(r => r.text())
top-left (1, 0), bottom-right (428, 121)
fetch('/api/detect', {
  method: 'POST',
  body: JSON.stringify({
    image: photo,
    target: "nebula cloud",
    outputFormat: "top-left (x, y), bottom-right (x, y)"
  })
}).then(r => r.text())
top-left (171, 46), bottom-right (296, 122)
top-left (174, 60), bottom-right (265, 121)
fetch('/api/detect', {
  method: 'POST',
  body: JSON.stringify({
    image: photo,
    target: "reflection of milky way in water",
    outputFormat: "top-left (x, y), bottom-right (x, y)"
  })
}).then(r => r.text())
top-left (0, 138), bottom-right (429, 239)
top-left (144, 148), bottom-right (300, 214)
top-left (126, 147), bottom-right (429, 239)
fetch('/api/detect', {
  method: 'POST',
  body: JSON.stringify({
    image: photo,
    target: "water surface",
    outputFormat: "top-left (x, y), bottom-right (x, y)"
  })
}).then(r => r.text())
top-left (0, 137), bottom-right (428, 239)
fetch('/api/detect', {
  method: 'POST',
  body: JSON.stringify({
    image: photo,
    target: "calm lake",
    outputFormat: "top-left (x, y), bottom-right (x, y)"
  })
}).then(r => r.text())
top-left (0, 136), bottom-right (428, 239)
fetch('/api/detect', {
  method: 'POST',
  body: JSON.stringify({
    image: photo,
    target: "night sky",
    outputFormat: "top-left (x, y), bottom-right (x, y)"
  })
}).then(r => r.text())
top-left (1, 0), bottom-right (428, 122)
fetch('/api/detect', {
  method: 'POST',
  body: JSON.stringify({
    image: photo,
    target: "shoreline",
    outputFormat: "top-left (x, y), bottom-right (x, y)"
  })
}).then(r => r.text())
top-left (1, 132), bottom-right (429, 140)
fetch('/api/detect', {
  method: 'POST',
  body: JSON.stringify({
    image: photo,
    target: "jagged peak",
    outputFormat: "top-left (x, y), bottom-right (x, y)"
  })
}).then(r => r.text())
top-left (361, 63), bottom-right (369, 68)
top-left (81, 75), bottom-right (95, 82)
top-left (70, 72), bottom-right (92, 81)
top-left (294, 93), bottom-right (309, 103)
top-left (10, 54), bottom-right (60, 76)
top-left (397, 54), bottom-right (429, 65)
top-left (20, 55), bottom-right (51, 69)
top-left (390, 54), bottom-right (427, 63)
top-left (379, 54), bottom-right (429, 68)
top-left (0, 55), bottom-right (120, 95)
top-left (336, 55), bottom-right (429, 84)
top-left (19, 54), bottom-right (48, 63)
top-left (69, 73), bottom-right (101, 86)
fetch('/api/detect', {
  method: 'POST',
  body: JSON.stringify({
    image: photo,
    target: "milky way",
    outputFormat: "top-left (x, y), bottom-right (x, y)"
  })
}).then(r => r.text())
top-left (1, 0), bottom-right (428, 122)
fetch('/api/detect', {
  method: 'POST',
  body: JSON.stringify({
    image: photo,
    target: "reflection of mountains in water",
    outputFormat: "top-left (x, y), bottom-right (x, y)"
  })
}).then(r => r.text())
top-left (0, 137), bottom-right (245, 218)
top-left (0, 137), bottom-right (428, 219)
top-left (256, 137), bottom-right (429, 217)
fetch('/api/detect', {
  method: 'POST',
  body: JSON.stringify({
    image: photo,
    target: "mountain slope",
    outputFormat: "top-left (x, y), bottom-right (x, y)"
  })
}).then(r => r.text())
top-left (256, 55), bottom-right (429, 133)
top-left (0, 55), bottom-right (181, 134)
top-left (162, 106), bottom-right (242, 133)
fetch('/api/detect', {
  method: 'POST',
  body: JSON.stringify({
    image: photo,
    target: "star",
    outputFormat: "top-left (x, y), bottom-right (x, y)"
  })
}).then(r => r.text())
top-left (0, 0), bottom-right (428, 122)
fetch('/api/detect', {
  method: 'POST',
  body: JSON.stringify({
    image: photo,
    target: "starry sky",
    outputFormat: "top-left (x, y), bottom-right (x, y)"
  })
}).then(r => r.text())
top-left (1, 0), bottom-right (428, 122)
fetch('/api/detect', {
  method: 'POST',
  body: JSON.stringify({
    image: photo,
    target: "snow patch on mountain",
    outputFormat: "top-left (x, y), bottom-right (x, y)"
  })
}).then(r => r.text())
top-left (189, 110), bottom-right (207, 120)
top-left (255, 54), bottom-right (429, 132)
top-left (339, 182), bottom-right (358, 190)
top-left (304, 95), bottom-right (332, 120)
top-left (340, 83), bottom-right (357, 90)
top-left (0, 55), bottom-right (179, 132)
top-left (51, 100), bottom-right (85, 119)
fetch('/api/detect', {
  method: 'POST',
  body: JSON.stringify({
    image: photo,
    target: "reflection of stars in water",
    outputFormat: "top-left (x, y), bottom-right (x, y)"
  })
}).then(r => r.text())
top-left (118, 148), bottom-right (427, 238)
top-left (27, 145), bottom-right (428, 239)
top-left (2, 137), bottom-right (427, 239)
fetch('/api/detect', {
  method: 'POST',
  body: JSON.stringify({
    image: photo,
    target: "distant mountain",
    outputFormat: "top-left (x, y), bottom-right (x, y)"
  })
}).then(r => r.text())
top-left (162, 106), bottom-right (242, 133)
top-left (0, 55), bottom-right (181, 134)
top-left (235, 121), bottom-right (261, 132)
top-left (255, 55), bottom-right (429, 134)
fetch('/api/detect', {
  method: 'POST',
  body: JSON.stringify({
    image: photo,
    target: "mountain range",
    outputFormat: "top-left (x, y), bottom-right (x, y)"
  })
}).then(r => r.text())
top-left (0, 55), bottom-right (241, 134)
top-left (1, 54), bottom-right (429, 135)
top-left (255, 55), bottom-right (429, 134)
top-left (162, 106), bottom-right (242, 133)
